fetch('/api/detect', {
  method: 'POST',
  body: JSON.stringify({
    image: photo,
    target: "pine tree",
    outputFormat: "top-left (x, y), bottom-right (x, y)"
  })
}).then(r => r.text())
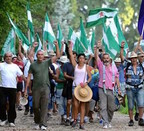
top-left (53, 0), bottom-right (74, 38)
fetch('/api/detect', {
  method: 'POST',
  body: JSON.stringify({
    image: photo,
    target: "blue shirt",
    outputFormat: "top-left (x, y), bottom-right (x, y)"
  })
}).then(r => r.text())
top-left (123, 60), bottom-right (143, 86)
top-left (117, 64), bottom-right (125, 83)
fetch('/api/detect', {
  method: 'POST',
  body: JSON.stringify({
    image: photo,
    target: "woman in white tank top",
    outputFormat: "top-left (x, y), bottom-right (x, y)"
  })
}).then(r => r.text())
top-left (69, 41), bottom-right (91, 129)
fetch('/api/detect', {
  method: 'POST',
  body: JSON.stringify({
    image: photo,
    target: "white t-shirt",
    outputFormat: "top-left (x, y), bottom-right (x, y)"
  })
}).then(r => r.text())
top-left (23, 57), bottom-right (33, 79)
top-left (0, 62), bottom-right (23, 88)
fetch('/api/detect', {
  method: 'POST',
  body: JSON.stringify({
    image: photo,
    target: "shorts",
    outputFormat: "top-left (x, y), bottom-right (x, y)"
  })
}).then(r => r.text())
top-left (126, 87), bottom-right (144, 110)
top-left (17, 82), bottom-right (23, 92)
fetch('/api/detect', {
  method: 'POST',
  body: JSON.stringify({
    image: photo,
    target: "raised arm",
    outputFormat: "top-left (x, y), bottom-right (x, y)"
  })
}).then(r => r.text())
top-left (54, 41), bottom-right (60, 59)
top-left (68, 40), bottom-right (77, 67)
top-left (60, 41), bottom-right (64, 56)
top-left (28, 42), bottom-right (38, 62)
top-left (18, 40), bottom-right (24, 60)
top-left (120, 41), bottom-right (125, 62)
top-left (134, 36), bottom-right (143, 53)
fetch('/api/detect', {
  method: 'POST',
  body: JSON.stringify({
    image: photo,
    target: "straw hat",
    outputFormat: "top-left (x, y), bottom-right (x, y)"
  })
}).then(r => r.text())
top-left (48, 50), bottom-right (56, 56)
top-left (58, 56), bottom-right (69, 63)
top-left (114, 58), bottom-right (121, 63)
top-left (74, 85), bottom-right (93, 102)
top-left (137, 52), bottom-right (144, 57)
top-left (20, 97), bottom-right (28, 106)
top-left (128, 51), bottom-right (137, 59)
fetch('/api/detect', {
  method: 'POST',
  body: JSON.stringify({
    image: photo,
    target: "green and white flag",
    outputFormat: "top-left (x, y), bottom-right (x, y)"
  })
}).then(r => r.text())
top-left (68, 27), bottom-right (77, 50)
top-left (80, 17), bottom-right (88, 51)
top-left (27, 2), bottom-right (34, 45)
top-left (43, 13), bottom-right (56, 51)
top-left (106, 15), bottom-right (128, 55)
top-left (102, 24), bottom-right (118, 59)
top-left (86, 31), bottom-right (95, 56)
top-left (68, 27), bottom-right (86, 54)
top-left (7, 14), bottom-right (30, 51)
top-left (86, 8), bottom-right (117, 28)
top-left (57, 24), bottom-right (64, 50)
top-left (34, 33), bottom-right (43, 60)
top-left (1, 28), bottom-right (16, 56)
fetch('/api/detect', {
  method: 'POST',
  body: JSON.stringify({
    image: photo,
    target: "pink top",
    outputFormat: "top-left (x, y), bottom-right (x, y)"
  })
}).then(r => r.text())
top-left (97, 58), bottom-right (119, 90)
top-left (73, 64), bottom-right (87, 86)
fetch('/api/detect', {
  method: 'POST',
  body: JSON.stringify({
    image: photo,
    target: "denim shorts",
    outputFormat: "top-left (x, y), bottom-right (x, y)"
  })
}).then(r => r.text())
top-left (126, 87), bottom-right (144, 110)
top-left (120, 82), bottom-right (126, 96)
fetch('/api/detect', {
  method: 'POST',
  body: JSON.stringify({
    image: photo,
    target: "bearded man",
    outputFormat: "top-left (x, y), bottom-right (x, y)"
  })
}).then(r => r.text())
top-left (94, 44), bottom-right (120, 129)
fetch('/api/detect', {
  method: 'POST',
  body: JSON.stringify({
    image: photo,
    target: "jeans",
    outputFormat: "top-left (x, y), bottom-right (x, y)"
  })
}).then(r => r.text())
top-left (0, 87), bottom-right (16, 123)
top-left (126, 87), bottom-right (144, 110)
top-left (56, 89), bottom-right (65, 116)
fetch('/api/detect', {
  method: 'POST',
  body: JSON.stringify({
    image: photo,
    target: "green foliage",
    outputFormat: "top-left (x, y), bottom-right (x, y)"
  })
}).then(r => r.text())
top-left (0, 0), bottom-right (55, 51)
top-left (0, 0), bottom-right (142, 52)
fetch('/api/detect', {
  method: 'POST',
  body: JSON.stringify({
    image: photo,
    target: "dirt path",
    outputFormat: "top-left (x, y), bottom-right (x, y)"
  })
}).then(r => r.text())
top-left (0, 110), bottom-right (144, 131)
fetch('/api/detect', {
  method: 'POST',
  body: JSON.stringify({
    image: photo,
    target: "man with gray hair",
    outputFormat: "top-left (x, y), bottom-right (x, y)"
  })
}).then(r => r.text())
top-left (0, 52), bottom-right (25, 127)
top-left (24, 41), bottom-right (59, 130)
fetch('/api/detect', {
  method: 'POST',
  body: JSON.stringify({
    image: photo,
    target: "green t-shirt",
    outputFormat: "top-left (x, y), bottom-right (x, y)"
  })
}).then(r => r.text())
top-left (29, 59), bottom-right (51, 89)
top-left (56, 67), bottom-right (65, 89)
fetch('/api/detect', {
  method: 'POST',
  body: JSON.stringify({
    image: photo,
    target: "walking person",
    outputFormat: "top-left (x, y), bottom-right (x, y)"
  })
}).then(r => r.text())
top-left (24, 41), bottom-right (59, 130)
top-left (94, 43), bottom-right (120, 129)
top-left (0, 52), bottom-right (25, 127)
top-left (120, 41), bottom-right (144, 126)
top-left (68, 41), bottom-right (92, 130)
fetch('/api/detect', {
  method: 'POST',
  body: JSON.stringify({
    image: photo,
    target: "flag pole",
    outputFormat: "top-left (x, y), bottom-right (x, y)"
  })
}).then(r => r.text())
top-left (141, 23), bottom-right (144, 39)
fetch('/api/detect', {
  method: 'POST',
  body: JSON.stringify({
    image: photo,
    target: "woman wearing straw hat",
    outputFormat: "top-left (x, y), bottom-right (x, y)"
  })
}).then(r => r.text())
top-left (68, 41), bottom-right (92, 130)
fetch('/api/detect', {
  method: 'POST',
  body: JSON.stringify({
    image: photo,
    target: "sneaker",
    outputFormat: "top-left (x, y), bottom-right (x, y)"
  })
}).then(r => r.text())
top-left (108, 123), bottom-right (112, 128)
top-left (70, 119), bottom-right (74, 126)
top-left (34, 124), bottom-right (40, 130)
top-left (138, 118), bottom-right (144, 126)
top-left (30, 113), bottom-right (34, 117)
top-left (9, 123), bottom-right (15, 127)
top-left (103, 124), bottom-right (108, 129)
top-left (134, 113), bottom-right (139, 121)
top-left (0, 120), bottom-right (8, 126)
top-left (18, 105), bottom-right (23, 111)
top-left (79, 124), bottom-right (85, 130)
top-left (24, 110), bottom-right (29, 115)
top-left (41, 125), bottom-right (47, 130)
top-left (72, 120), bottom-right (77, 127)
top-left (60, 117), bottom-right (65, 125)
top-left (65, 119), bottom-right (70, 126)
top-left (84, 116), bottom-right (89, 123)
top-left (128, 120), bottom-right (134, 126)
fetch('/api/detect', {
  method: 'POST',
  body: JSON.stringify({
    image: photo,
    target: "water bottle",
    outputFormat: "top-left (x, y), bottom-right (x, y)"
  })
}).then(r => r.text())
top-left (99, 119), bottom-right (103, 125)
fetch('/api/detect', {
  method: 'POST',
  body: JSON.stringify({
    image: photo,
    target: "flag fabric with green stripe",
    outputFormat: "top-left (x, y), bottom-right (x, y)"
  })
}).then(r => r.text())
top-left (86, 8), bottom-right (117, 28)
top-left (113, 15), bottom-right (128, 54)
top-left (57, 24), bottom-right (64, 50)
top-left (80, 17), bottom-right (88, 50)
top-left (85, 31), bottom-right (95, 56)
top-left (27, 2), bottom-right (34, 45)
top-left (102, 24), bottom-right (118, 59)
top-left (1, 28), bottom-right (16, 56)
top-left (34, 33), bottom-right (43, 60)
top-left (68, 27), bottom-right (86, 54)
top-left (43, 13), bottom-right (56, 51)
top-left (7, 14), bottom-right (30, 51)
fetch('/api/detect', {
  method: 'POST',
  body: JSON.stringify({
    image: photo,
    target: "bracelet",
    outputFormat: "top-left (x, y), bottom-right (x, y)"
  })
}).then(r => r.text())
top-left (121, 46), bottom-right (124, 48)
